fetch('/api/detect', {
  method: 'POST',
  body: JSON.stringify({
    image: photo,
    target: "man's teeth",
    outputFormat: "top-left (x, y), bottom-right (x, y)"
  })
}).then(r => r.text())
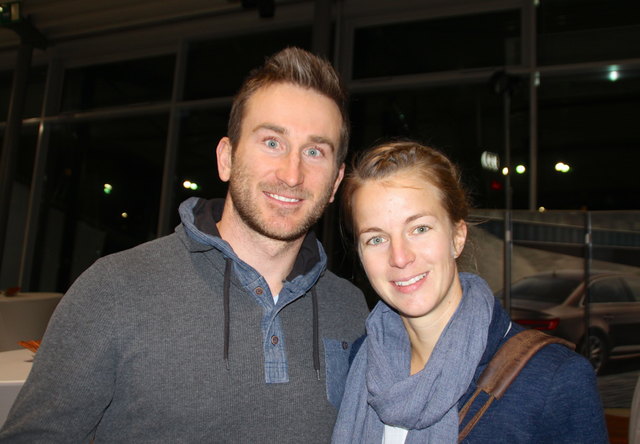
top-left (395, 273), bottom-right (427, 287)
top-left (268, 193), bottom-right (300, 203)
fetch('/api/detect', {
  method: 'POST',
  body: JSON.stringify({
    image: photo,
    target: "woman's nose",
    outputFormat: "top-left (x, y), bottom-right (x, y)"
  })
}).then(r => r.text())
top-left (389, 238), bottom-right (415, 268)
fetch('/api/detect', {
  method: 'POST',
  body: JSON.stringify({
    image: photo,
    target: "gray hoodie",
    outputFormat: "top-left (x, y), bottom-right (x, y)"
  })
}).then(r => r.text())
top-left (0, 197), bottom-right (368, 443)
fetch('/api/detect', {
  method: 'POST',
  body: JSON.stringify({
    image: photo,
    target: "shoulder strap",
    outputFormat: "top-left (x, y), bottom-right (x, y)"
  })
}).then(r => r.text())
top-left (457, 328), bottom-right (574, 443)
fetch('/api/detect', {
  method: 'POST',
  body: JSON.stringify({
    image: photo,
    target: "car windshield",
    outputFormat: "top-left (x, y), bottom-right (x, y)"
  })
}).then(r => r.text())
top-left (510, 275), bottom-right (582, 304)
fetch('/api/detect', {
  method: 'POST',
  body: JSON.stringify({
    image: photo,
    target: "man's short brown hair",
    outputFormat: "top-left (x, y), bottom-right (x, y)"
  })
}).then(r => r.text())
top-left (227, 47), bottom-right (350, 165)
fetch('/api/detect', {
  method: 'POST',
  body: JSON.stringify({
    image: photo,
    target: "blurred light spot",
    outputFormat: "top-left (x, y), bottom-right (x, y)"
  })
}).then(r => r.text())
top-left (538, 206), bottom-right (546, 212)
top-left (501, 167), bottom-right (509, 176)
top-left (103, 183), bottom-right (113, 195)
top-left (555, 162), bottom-right (571, 173)
top-left (608, 70), bottom-right (619, 82)
top-left (183, 180), bottom-right (199, 191)
top-left (515, 165), bottom-right (526, 174)
top-left (481, 151), bottom-right (500, 172)
top-left (121, 212), bottom-right (128, 219)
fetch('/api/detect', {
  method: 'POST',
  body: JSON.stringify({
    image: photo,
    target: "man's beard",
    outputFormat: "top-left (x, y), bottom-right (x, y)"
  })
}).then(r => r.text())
top-left (228, 165), bottom-right (335, 242)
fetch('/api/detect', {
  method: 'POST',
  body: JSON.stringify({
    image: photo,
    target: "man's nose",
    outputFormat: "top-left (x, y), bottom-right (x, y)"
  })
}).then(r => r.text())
top-left (276, 152), bottom-right (304, 187)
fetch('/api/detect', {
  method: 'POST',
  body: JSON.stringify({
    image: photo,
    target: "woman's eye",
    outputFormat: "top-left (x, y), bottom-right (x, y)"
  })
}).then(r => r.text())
top-left (366, 236), bottom-right (385, 246)
top-left (264, 138), bottom-right (279, 149)
top-left (414, 226), bottom-right (430, 234)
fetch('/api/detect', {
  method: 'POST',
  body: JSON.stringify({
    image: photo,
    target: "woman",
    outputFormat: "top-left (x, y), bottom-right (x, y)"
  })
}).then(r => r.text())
top-left (333, 141), bottom-right (608, 443)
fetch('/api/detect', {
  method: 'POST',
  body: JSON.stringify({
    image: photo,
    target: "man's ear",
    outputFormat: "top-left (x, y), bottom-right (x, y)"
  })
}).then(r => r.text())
top-left (216, 137), bottom-right (232, 182)
top-left (328, 163), bottom-right (346, 203)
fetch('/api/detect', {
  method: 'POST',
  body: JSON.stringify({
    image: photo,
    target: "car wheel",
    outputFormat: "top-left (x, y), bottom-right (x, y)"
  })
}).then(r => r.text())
top-left (580, 331), bottom-right (609, 374)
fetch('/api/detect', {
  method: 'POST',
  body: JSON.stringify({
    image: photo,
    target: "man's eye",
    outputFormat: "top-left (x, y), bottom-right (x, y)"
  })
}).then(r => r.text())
top-left (264, 138), bottom-right (279, 149)
top-left (305, 147), bottom-right (323, 158)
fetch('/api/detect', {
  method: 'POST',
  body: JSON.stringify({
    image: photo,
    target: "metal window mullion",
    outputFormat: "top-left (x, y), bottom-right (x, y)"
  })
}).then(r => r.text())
top-left (157, 42), bottom-right (187, 237)
top-left (19, 59), bottom-right (65, 290)
top-left (524, 0), bottom-right (538, 211)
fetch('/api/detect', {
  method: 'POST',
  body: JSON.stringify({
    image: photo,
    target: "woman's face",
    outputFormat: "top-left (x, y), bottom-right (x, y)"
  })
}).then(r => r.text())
top-left (353, 171), bottom-right (467, 322)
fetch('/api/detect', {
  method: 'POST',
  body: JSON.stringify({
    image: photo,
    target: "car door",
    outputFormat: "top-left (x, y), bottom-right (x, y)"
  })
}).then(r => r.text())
top-left (620, 276), bottom-right (640, 352)
top-left (589, 276), bottom-right (637, 354)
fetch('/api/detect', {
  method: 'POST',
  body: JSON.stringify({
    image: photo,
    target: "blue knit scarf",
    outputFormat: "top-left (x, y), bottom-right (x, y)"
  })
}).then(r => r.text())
top-left (333, 273), bottom-right (494, 444)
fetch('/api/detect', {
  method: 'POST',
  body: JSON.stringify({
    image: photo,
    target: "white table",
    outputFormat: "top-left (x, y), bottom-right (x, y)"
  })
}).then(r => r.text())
top-left (0, 348), bottom-right (34, 427)
top-left (0, 292), bottom-right (62, 352)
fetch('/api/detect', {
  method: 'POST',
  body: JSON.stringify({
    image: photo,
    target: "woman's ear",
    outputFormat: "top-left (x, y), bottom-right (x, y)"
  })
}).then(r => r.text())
top-left (452, 220), bottom-right (468, 259)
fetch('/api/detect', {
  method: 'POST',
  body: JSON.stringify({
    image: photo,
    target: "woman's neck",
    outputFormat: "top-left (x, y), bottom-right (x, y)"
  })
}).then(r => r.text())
top-left (401, 285), bottom-right (463, 375)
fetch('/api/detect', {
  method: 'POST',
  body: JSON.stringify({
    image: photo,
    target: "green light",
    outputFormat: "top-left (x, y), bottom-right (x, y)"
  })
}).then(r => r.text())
top-left (554, 162), bottom-right (571, 173)
top-left (183, 180), bottom-right (199, 191)
top-left (103, 183), bottom-right (113, 195)
top-left (515, 165), bottom-right (526, 174)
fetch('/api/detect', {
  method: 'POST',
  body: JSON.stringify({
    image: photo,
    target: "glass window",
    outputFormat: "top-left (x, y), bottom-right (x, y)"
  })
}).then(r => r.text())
top-left (624, 276), bottom-right (640, 302)
top-left (184, 26), bottom-right (312, 100)
top-left (0, 125), bottom-right (38, 289)
top-left (538, 0), bottom-right (640, 66)
top-left (171, 107), bottom-right (231, 228)
top-left (509, 275), bottom-right (581, 304)
top-left (0, 66), bottom-right (45, 119)
top-left (61, 55), bottom-right (175, 111)
top-left (31, 115), bottom-right (168, 291)
top-left (591, 277), bottom-right (631, 303)
top-left (352, 10), bottom-right (520, 79)
top-left (537, 68), bottom-right (640, 210)
top-left (23, 65), bottom-right (47, 118)
top-left (0, 70), bottom-right (11, 120)
top-left (15, 124), bottom-right (37, 187)
top-left (349, 79), bottom-right (528, 209)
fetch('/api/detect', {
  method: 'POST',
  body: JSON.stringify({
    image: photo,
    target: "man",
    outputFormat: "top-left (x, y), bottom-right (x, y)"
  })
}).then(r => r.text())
top-left (0, 47), bottom-right (368, 443)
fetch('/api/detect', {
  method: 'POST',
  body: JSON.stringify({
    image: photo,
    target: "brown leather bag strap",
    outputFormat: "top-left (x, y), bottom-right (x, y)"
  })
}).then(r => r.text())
top-left (457, 329), bottom-right (575, 443)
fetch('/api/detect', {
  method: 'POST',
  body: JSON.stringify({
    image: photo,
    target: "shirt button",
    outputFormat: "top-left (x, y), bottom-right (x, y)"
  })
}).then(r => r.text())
top-left (255, 287), bottom-right (264, 295)
top-left (271, 336), bottom-right (279, 345)
top-left (342, 341), bottom-right (349, 350)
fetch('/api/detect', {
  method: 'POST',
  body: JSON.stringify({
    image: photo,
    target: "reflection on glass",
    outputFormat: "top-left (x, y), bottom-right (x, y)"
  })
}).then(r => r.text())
top-left (538, 69), bottom-right (640, 210)
top-left (32, 115), bottom-right (168, 291)
top-left (61, 55), bottom-right (175, 111)
top-left (538, 0), bottom-right (640, 66)
top-left (185, 27), bottom-right (312, 100)
top-left (353, 10), bottom-right (520, 79)
top-left (350, 80), bottom-right (528, 209)
top-left (172, 108), bottom-right (230, 228)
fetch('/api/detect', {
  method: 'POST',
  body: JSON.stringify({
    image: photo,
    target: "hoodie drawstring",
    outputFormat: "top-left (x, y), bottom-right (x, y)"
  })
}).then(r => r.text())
top-left (222, 259), bottom-right (321, 380)
top-left (223, 258), bottom-right (231, 370)
top-left (312, 287), bottom-right (320, 380)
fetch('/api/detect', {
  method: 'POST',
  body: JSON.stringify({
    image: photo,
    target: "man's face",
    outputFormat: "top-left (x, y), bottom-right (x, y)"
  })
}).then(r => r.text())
top-left (217, 82), bottom-right (345, 242)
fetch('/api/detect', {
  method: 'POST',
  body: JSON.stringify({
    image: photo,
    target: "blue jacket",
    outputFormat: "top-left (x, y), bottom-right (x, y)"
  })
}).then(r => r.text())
top-left (458, 298), bottom-right (608, 443)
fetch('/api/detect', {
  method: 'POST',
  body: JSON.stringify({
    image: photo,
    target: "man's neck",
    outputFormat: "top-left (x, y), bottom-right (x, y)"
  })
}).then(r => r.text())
top-left (216, 207), bottom-right (304, 297)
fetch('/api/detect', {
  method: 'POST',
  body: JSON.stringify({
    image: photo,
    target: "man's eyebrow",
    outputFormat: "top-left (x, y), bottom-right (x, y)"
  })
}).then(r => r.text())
top-left (309, 135), bottom-right (336, 153)
top-left (253, 123), bottom-right (286, 135)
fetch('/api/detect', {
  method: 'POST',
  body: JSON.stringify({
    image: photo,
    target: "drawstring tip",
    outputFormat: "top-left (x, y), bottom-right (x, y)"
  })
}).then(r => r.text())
top-left (316, 369), bottom-right (320, 381)
top-left (225, 359), bottom-right (229, 371)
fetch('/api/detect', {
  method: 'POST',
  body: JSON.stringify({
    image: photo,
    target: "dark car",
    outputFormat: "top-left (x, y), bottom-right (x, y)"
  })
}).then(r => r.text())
top-left (500, 270), bottom-right (640, 373)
